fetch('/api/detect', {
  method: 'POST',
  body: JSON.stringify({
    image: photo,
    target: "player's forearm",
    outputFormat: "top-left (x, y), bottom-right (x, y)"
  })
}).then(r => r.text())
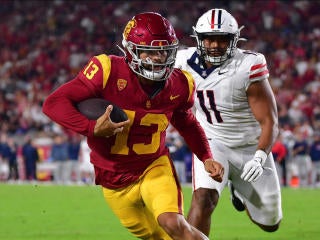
top-left (258, 118), bottom-right (279, 154)
top-left (42, 79), bottom-right (97, 137)
top-left (171, 110), bottom-right (212, 161)
top-left (183, 127), bottom-right (212, 161)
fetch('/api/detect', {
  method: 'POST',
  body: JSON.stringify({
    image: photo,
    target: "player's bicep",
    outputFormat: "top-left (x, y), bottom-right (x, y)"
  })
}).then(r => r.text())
top-left (247, 79), bottom-right (277, 125)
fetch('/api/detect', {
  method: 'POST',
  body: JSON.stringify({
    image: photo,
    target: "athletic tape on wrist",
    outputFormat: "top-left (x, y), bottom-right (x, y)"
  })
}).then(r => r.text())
top-left (254, 149), bottom-right (267, 166)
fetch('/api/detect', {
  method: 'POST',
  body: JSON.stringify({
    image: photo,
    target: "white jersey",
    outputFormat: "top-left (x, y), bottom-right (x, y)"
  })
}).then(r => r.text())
top-left (175, 47), bottom-right (269, 148)
top-left (175, 48), bottom-right (282, 226)
top-left (79, 139), bottom-right (94, 173)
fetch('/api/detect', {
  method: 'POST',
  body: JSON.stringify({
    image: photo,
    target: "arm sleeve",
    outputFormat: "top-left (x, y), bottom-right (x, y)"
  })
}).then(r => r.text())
top-left (171, 108), bottom-right (212, 162)
top-left (245, 53), bottom-right (269, 90)
top-left (43, 55), bottom-right (111, 136)
top-left (42, 77), bottom-right (98, 137)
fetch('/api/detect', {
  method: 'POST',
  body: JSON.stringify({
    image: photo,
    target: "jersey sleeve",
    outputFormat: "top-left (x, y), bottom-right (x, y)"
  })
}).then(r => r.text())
top-left (170, 70), bottom-right (212, 162)
top-left (180, 69), bottom-right (195, 108)
top-left (174, 48), bottom-right (192, 70)
top-left (78, 54), bottom-right (112, 90)
top-left (245, 52), bottom-right (269, 90)
top-left (174, 49), bottom-right (185, 69)
top-left (42, 54), bottom-right (112, 137)
top-left (171, 109), bottom-right (212, 162)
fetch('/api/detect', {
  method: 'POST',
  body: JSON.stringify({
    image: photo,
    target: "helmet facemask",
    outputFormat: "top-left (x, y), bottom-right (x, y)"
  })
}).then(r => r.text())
top-left (192, 8), bottom-right (243, 66)
top-left (194, 31), bottom-right (239, 66)
top-left (119, 12), bottom-right (179, 81)
top-left (123, 39), bottom-right (178, 81)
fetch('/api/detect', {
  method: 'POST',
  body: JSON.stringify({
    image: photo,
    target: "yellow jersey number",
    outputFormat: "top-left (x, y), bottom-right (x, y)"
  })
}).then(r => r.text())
top-left (83, 61), bottom-right (168, 155)
top-left (83, 61), bottom-right (99, 80)
top-left (111, 110), bottom-right (169, 155)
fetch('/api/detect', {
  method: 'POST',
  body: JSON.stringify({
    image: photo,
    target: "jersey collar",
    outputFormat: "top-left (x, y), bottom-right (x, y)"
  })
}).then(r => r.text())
top-left (187, 52), bottom-right (217, 79)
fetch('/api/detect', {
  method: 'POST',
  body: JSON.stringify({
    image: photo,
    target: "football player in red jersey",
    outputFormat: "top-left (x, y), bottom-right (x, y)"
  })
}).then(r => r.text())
top-left (43, 12), bottom-right (223, 240)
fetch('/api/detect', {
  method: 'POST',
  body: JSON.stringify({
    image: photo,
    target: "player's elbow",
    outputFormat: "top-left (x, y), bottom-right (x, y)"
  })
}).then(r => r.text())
top-left (260, 116), bottom-right (279, 141)
top-left (270, 117), bottom-right (279, 141)
top-left (42, 99), bottom-right (49, 116)
top-left (42, 96), bottom-right (55, 119)
top-left (272, 114), bottom-right (279, 135)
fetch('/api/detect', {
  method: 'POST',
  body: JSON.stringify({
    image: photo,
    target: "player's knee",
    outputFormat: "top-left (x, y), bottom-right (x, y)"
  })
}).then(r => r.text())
top-left (121, 219), bottom-right (158, 239)
top-left (192, 188), bottom-right (219, 213)
top-left (157, 212), bottom-right (187, 236)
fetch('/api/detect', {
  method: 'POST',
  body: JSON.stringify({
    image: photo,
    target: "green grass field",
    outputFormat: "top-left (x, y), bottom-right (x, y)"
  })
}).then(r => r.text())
top-left (1, 183), bottom-right (319, 240)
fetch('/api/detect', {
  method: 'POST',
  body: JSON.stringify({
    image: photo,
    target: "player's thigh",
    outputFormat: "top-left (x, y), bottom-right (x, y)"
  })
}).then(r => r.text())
top-left (102, 184), bottom-right (165, 239)
top-left (192, 139), bottom-right (229, 194)
top-left (141, 155), bottom-right (184, 220)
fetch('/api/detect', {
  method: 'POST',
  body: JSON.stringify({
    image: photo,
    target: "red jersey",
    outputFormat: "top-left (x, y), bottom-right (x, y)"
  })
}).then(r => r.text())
top-left (43, 54), bottom-right (212, 188)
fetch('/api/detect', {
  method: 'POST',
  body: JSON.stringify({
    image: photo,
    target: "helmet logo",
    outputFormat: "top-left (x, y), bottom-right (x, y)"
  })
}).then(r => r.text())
top-left (211, 9), bottom-right (222, 29)
top-left (117, 79), bottom-right (127, 91)
top-left (123, 19), bottom-right (136, 40)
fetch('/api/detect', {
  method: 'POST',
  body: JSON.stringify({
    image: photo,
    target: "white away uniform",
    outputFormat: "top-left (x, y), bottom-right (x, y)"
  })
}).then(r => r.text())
top-left (175, 47), bottom-right (282, 225)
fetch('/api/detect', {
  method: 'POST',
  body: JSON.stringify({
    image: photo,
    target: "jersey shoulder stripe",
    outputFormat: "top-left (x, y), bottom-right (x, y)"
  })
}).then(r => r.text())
top-left (95, 54), bottom-right (111, 89)
top-left (249, 69), bottom-right (269, 79)
top-left (250, 63), bottom-right (266, 71)
top-left (181, 70), bottom-right (195, 102)
top-left (246, 54), bottom-right (269, 81)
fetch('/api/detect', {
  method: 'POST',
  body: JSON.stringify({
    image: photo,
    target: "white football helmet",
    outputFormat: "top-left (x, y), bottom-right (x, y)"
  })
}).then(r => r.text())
top-left (193, 8), bottom-right (243, 65)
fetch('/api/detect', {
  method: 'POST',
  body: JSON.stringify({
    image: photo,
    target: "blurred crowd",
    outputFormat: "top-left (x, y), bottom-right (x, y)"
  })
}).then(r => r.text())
top-left (0, 0), bottom-right (320, 187)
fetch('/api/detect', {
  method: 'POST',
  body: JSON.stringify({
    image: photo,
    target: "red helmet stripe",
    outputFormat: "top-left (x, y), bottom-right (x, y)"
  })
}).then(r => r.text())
top-left (211, 9), bottom-right (215, 29)
top-left (211, 9), bottom-right (222, 29)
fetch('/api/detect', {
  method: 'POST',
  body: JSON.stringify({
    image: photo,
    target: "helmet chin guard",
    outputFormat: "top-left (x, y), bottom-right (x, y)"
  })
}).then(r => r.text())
top-left (193, 8), bottom-right (244, 66)
top-left (120, 12), bottom-right (179, 81)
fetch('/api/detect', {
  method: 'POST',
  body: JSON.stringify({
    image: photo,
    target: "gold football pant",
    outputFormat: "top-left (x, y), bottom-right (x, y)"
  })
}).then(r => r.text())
top-left (102, 155), bottom-right (184, 239)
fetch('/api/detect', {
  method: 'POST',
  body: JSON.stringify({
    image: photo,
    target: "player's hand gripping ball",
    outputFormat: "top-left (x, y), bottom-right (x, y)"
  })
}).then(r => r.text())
top-left (77, 98), bottom-right (128, 123)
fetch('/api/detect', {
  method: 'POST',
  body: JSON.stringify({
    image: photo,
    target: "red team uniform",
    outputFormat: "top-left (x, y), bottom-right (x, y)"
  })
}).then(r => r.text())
top-left (43, 12), bottom-right (223, 240)
top-left (43, 54), bottom-right (211, 188)
top-left (43, 55), bottom-right (213, 239)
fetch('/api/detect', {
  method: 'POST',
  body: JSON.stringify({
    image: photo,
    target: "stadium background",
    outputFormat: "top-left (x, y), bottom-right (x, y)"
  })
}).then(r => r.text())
top-left (0, 0), bottom-right (319, 185)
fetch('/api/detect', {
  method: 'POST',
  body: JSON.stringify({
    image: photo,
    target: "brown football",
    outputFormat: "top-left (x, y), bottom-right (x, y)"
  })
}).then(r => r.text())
top-left (76, 98), bottom-right (128, 123)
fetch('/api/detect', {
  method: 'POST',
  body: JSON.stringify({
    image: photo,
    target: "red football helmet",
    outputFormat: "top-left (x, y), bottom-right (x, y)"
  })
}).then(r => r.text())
top-left (120, 12), bottom-right (179, 81)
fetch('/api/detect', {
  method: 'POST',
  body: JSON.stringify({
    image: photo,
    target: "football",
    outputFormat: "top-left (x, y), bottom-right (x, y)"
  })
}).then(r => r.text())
top-left (76, 98), bottom-right (128, 123)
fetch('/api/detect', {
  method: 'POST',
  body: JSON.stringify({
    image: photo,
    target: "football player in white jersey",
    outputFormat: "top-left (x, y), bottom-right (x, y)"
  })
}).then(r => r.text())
top-left (175, 8), bottom-right (282, 237)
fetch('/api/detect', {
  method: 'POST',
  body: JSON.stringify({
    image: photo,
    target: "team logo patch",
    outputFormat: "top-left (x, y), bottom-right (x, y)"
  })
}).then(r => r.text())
top-left (117, 79), bottom-right (127, 91)
top-left (146, 100), bottom-right (151, 108)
